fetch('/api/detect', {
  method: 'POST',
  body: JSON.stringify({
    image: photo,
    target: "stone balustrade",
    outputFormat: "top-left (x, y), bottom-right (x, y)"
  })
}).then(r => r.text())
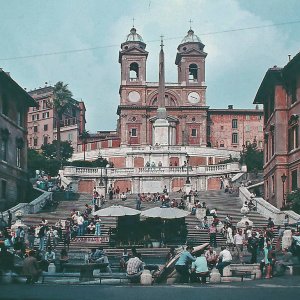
top-left (1, 187), bottom-right (52, 221)
top-left (63, 162), bottom-right (240, 178)
top-left (239, 186), bottom-right (300, 225)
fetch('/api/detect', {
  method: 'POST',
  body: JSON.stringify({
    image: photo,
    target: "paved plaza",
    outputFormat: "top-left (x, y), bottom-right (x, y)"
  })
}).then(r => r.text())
top-left (1, 276), bottom-right (300, 300)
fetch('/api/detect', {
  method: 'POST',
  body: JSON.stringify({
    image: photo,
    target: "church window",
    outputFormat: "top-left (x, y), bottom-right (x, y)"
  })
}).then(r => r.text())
top-left (131, 128), bottom-right (137, 137)
top-left (129, 63), bottom-right (139, 81)
top-left (189, 64), bottom-right (198, 82)
top-left (191, 129), bottom-right (197, 137)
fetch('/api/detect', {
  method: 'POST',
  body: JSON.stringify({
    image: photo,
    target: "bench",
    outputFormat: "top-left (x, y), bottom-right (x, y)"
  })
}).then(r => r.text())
top-left (94, 273), bottom-right (128, 284)
top-left (230, 270), bottom-right (254, 281)
top-left (62, 263), bottom-right (109, 281)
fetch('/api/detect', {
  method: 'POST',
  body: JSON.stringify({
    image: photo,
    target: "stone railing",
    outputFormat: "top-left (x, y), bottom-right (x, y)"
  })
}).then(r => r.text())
top-left (28, 188), bottom-right (52, 214)
top-left (63, 162), bottom-right (241, 178)
top-left (1, 188), bottom-right (52, 221)
top-left (239, 186), bottom-right (300, 225)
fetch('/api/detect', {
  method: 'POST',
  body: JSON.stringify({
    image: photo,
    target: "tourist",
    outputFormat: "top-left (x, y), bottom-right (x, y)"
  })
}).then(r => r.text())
top-left (204, 246), bottom-right (218, 269)
top-left (126, 253), bottom-right (144, 282)
top-left (267, 217), bottom-right (275, 229)
top-left (226, 224), bottom-right (234, 249)
top-left (263, 240), bottom-right (273, 279)
top-left (209, 223), bottom-right (217, 248)
top-left (283, 214), bottom-right (289, 229)
top-left (216, 246), bottom-right (232, 276)
top-left (77, 213), bottom-right (84, 236)
top-left (191, 252), bottom-right (209, 283)
top-left (95, 220), bottom-right (102, 236)
top-left (121, 192), bottom-right (127, 201)
top-left (87, 222), bottom-right (96, 234)
top-left (7, 210), bottom-right (12, 228)
top-left (120, 248), bottom-right (130, 271)
top-left (27, 226), bottom-right (36, 249)
top-left (59, 248), bottom-right (69, 272)
top-left (23, 250), bottom-right (42, 284)
top-left (247, 231), bottom-right (259, 263)
top-left (136, 194), bottom-right (141, 210)
top-left (115, 186), bottom-right (120, 199)
top-left (89, 247), bottom-right (112, 273)
top-left (175, 245), bottom-right (196, 283)
top-left (166, 247), bottom-right (176, 262)
top-left (45, 247), bottom-right (56, 268)
top-left (0, 244), bottom-right (14, 275)
top-left (233, 228), bottom-right (245, 263)
top-left (38, 225), bottom-right (46, 251)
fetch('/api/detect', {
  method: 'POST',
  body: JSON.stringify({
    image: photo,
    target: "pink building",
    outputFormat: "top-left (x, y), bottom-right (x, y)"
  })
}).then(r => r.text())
top-left (254, 52), bottom-right (300, 208)
top-left (208, 106), bottom-right (264, 151)
top-left (27, 86), bottom-right (86, 152)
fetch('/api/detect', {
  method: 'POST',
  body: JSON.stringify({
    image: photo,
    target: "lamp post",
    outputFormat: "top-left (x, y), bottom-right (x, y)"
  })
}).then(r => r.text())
top-left (98, 154), bottom-right (104, 186)
top-left (281, 173), bottom-right (287, 209)
top-left (186, 154), bottom-right (190, 184)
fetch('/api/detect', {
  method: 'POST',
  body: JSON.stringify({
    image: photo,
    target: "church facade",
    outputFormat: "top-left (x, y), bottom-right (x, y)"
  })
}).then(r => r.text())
top-left (115, 27), bottom-right (263, 152)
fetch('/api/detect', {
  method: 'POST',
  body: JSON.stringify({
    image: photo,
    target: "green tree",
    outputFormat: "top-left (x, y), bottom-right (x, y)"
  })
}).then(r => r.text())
top-left (287, 189), bottom-right (300, 213)
top-left (80, 130), bottom-right (90, 161)
top-left (51, 81), bottom-right (73, 161)
top-left (241, 142), bottom-right (263, 172)
top-left (41, 140), bottom-right (74, 161)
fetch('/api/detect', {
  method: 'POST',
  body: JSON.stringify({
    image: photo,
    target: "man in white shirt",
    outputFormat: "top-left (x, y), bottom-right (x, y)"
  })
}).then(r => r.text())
top-left (216, 246), bottom-right (232, 276)
top-left (77, 214), bottom-right (84, 236)
top-left (234, 229), bottom-right (245, 263)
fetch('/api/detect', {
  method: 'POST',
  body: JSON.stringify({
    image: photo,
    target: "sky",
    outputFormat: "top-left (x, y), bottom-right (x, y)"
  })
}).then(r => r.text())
top-left (1, 0), bottom-right (300, 132)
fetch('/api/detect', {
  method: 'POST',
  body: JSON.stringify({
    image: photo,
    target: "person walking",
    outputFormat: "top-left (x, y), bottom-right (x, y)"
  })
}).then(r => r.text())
top-left (209, 223), bottom-right (217, 248)
top-left (234, 229), bottom-right (245, 263)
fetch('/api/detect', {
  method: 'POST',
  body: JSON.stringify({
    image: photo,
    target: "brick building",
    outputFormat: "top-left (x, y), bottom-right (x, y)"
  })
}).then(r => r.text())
top-left (208, 106), bottom-right (264, 151)
top-left (0, 69), bottom-right (36, 210)
top-left (27, 86), bottom-right (86, 152)
top-left (254, 52), bottom-right (300, 208)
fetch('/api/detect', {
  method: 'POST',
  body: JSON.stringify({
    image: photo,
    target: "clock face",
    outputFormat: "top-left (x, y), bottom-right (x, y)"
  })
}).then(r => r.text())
top-left (188, 92), bottom-right (200, 104)
top-left (128, 91), bottom-right (141, 103)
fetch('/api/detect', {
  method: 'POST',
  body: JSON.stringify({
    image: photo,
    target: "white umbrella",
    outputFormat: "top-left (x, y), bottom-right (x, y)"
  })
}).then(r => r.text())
top-left (93, 205), bottom-right (141, 217)
top-left (141, 207), bottom-right (190, 219)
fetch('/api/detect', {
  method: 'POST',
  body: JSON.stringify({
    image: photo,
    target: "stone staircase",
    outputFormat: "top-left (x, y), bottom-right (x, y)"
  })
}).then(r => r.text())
top-left (21, 190), bottom-right (276, 264)
top-left (186, 190), bottom-right (277, 247)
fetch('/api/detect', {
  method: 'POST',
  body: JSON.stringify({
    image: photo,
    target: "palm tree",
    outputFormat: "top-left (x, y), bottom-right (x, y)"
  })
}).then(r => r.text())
top-left (80, 130), bottom-right (90, 161)
top-left (52, 81), bottom-right (73, 161)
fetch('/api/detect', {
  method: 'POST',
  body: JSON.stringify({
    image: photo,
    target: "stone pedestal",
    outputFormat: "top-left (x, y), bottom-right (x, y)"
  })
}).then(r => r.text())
top-left (282, 229), bottom-right (293, 250)
top-left (153, 117), bottom-right (170, 146)
top-left (97, 185), bottom-right (106, 198)
top-left (209, 268), bottom-right (221, 283)
top-left (48, 263), bottom-right (56, 274)
top-left (185, 183), bottom-right (192, 195)
top-left (222, 266), bottom-right (232, 282)
top-left (196, 208), bottom-right (206, 220)
top-left (237, 216), bottom-right (253, 229)
top-left (10, 210), bottom-right (28, 234)
top-left (140, 270), bottom-right (153, 285)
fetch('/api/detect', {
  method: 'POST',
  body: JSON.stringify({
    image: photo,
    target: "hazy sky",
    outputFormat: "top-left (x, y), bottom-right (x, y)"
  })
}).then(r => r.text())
top-left (1, 0), bottom-right (300, 131)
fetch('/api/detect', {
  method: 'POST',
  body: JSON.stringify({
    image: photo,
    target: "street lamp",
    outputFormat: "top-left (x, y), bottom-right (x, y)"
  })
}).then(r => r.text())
top-left (281, 173), bottom-right (287, 208)
top-left (98, 153), bottom-right (104, 186)
top-left (186, 154), bottom-right (190, 184)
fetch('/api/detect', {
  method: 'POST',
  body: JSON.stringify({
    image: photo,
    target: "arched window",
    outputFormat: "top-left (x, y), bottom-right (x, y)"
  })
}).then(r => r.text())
top-left (189, 64), bottom-right (198, 82)
top-left (129, 63), bottom-right (139, 81)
